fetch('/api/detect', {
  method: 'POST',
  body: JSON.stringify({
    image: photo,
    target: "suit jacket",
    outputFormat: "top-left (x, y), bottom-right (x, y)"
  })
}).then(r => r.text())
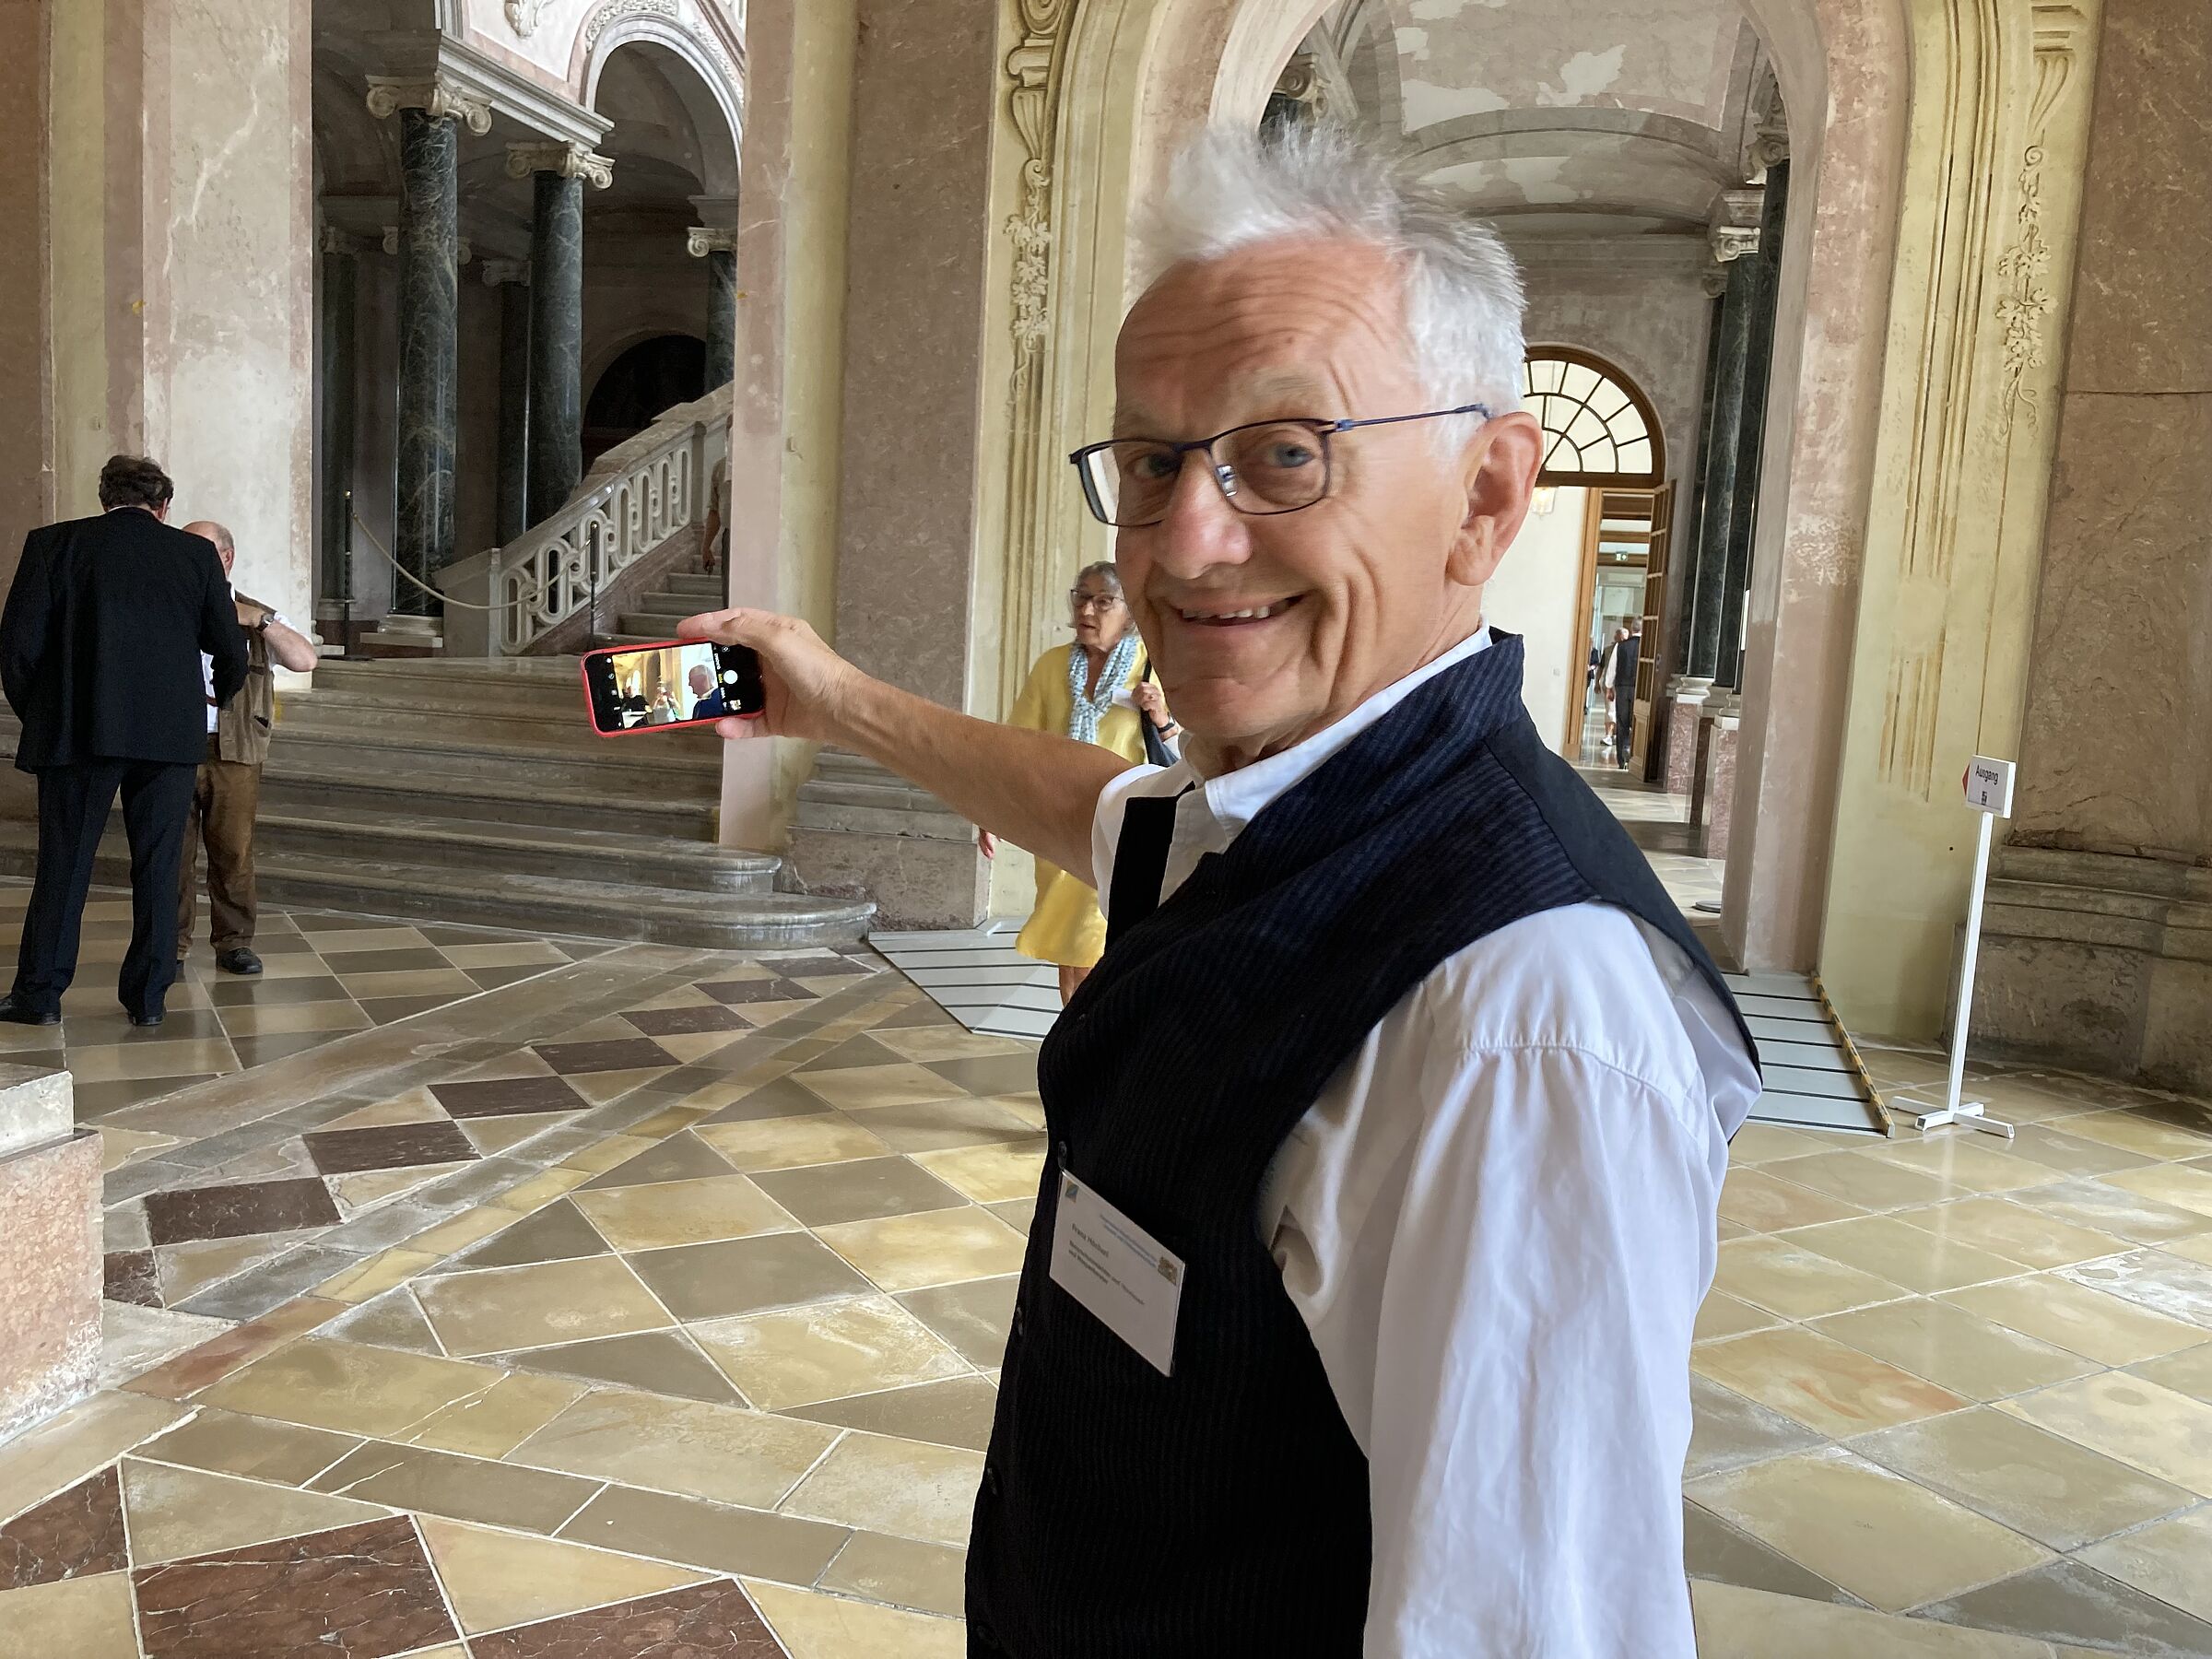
top-left (690, 688), bottom-right (727, 720)
top-left (1, 510), bottom-right (248, 771)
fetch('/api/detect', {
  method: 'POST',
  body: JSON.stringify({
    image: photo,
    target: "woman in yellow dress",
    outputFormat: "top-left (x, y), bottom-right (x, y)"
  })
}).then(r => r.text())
top-left (984, 562), bottom-right (1174, 1003)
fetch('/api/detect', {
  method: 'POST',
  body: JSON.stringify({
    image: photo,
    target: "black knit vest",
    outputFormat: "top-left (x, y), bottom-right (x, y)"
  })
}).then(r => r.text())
top-left (964, 636), bottom-right (1753, 1657)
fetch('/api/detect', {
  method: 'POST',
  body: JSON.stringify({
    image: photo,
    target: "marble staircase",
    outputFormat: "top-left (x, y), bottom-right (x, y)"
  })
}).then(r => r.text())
top-left (0, 657), bottom-right (872, 950)
top-left (602, 564), bottom-right (724, 648)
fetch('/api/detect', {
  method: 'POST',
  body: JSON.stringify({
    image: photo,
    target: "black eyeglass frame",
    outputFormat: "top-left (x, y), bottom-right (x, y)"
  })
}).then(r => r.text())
top-left (1068, 402), bottom-right (1496, 528)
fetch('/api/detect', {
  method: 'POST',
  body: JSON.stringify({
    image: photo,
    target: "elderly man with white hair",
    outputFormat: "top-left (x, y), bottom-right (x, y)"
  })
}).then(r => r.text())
top-left (686, 127), bottom-right (1759, 1659)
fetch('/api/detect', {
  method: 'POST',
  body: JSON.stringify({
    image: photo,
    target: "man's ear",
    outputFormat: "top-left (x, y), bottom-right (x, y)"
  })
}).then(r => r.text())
top-left (1446, 410), bottom-right (1544, 589)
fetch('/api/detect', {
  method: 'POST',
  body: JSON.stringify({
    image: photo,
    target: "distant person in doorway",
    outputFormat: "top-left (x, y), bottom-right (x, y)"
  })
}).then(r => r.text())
top-left (1605, 618), bottom-right (1641, 768)
top-left (0, 456), bottom-right (247, 1028)
top-left (983, 562), bottom-right (1174, 1004)
top-left (688, 662), bottom-right (727, 721)
top-left (647, 687), bottom-right (680, 725)
top-left (176, 521), bottom-right (319, 977)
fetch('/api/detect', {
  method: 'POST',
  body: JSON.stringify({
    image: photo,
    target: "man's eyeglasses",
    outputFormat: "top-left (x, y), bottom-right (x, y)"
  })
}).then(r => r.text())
top-left (1069, 403), bottom-right (1494, 529)
top-left (1068, 590), bottom-right (1124, 613)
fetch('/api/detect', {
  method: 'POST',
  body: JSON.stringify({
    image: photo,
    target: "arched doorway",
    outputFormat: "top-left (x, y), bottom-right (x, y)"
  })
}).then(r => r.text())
top-left (582, 334), bottom-right (708, 466)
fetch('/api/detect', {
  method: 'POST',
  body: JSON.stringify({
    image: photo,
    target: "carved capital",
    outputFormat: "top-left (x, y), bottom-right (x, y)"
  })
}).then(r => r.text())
top-left (318, 226), bottom-right (366, 257)
top-left (364, 76), bottom-right (493, 136)
top-left (686, 227), bottom-right (738, 258)
top-left (480, 258), bottom-right (529, 286)
top-left (1700, 266), bottom-right (1730, 299)
top-left (505, 141), bottom-right (615, 189)
top-left (1748, 121), bottom-right (1791, 178)
top-left (381, 226), bottom-right (473, 264)
top-left (1709, 224), bottom-right (1760, 265)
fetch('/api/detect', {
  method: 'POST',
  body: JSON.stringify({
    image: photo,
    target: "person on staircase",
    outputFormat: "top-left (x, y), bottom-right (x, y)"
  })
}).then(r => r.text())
top-left (0, 457), bottom-right (247, 1028)
top-left (982, 562), bottom-right (1176, 1005)
top-left (173, 521), bottom-right (317, 978)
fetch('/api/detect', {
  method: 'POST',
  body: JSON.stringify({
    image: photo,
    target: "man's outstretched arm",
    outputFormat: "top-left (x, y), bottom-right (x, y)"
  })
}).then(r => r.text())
top-left (678, 606), bottom-right (1132, 882)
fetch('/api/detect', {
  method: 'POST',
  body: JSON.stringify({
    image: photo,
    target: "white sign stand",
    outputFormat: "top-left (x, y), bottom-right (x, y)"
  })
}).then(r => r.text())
top-left (1898, 757), bottom-right (2017, 1140)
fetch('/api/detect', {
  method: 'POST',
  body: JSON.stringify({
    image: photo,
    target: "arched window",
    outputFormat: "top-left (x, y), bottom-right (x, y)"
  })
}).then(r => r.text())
top-left (1521, 347), bottom-right (1664, 488)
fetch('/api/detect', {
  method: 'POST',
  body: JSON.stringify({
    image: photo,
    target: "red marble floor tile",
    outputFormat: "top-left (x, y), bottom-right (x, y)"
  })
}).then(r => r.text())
top-left (145, 1177), bottom-right (342, 1246)
top-left (623, 1004), bottom-right (751, 1038)
top-left (0, 1467), bottom-right (127, 1589)
top-left (697, 978), bottom-right (819, 1006)
top-left (429, 1075), bottom-right (591, 1120)
top-left (302, 1120), bottom-right (478, 1177)
top-left (468, 1578), bottom-right (786, 1658)
top-left (133, 1515), bottom-right (457, 1659)
top-left (531, 1037), bottom-right (677, 1076)
top-left (104, 1249), bottom-right (163, 1307)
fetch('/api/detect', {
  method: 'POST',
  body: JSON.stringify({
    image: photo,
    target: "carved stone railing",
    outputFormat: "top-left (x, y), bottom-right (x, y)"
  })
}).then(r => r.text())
top-left (438, 383), bottom-right (730, 656)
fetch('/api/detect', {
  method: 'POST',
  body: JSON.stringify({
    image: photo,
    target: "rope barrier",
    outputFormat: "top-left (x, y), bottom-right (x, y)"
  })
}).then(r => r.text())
top-left (348, 512), bottom-right (559, 613)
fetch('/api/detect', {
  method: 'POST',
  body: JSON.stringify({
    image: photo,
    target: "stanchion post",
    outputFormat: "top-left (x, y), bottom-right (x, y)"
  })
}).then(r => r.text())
top-left (1900, 756), bottom-right (2018, 1139)
top-left (340, 491), bottom-right (356, 660)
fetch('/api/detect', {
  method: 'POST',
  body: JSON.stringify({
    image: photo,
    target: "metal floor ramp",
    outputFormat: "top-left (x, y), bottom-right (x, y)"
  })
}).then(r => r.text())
top-left (1729, 971), bottom-right (1891, 1136)
top-left (869, 925), bottom-right (1060, 1041)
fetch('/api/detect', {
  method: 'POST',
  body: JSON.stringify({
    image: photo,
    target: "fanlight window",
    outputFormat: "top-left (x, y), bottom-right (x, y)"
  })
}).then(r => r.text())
top-left (1521, 350), bottom-right (1663, 487)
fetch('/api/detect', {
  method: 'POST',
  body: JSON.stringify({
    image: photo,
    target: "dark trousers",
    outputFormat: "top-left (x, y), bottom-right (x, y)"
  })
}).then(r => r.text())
top-left (1613, 688), bottom-right (1635, 765)
top-left (177, 739), bottom-right (261, 955)
top-left (11, 759), bottom-right (196, 1018)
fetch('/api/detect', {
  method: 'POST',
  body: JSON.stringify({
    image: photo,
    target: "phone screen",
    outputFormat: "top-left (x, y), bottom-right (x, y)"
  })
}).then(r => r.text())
top-left (581, 640), bottom-right (765, 735)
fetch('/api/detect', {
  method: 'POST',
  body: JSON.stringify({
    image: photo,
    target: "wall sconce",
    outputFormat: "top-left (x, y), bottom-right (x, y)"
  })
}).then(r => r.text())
top-left (1531, 487), bottom-right (1558, 516)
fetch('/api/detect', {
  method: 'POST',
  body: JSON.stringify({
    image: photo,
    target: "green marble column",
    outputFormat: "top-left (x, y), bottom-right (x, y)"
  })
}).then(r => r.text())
top-left (527, 169), bottom-right (584, 523)
top-left (1717, 159), bottom-right (1789, 690)
top-left (394, 108), bottom-right (458, 618)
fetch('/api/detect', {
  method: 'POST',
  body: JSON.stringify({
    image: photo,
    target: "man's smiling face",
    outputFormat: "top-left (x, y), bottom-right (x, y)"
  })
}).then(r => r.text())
top-left (1109, 235), bottom-right (1541, 773)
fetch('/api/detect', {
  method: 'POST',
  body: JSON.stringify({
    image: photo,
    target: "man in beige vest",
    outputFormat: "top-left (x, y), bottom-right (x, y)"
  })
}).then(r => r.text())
top-left (178, 522), bottom-right (319, 975)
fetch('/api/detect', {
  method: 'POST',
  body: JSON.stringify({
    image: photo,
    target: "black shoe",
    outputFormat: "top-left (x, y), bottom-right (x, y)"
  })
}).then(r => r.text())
top-left (126, 1008), bottom-right (164, 1029)
top-left (0, 994), bottom-right (59, 1026)
top-left (216, 947), bottom-right (264, 976)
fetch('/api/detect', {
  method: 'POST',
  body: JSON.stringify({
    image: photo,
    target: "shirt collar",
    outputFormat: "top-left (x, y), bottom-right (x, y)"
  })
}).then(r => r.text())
top-left (1181, 626), bottom-right (1492, 842)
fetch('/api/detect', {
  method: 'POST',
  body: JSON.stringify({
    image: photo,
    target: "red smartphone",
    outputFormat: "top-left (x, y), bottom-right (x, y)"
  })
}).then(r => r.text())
top-left (581, 639), bottom-right (765, 736)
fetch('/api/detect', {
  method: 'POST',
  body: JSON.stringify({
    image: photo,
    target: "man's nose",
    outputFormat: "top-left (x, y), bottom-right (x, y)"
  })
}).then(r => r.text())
top-left (1147, 451), bottom-right (1253, 580)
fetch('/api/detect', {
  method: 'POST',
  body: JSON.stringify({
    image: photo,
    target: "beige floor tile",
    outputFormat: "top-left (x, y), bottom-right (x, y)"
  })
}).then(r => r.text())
top-left (1811, 1298), bottom-right (2095, 1400)
top-left (440, 941), bottom-right (571, 969)
top-left (1728, 1124), bottom-right (1865, 1164)
top-left (795, 1064), bottom-right (972, 1112)
top-left (816, 1208), bottom-right (1028, 1295)
top-left (870, 1027), bottom-right (1032, 1065)
top-left (416, 1254), bottom-right (673, 1357)
top-left (1694, 1290), bottom-right (1786, 1345)
top-left (1712, 1235), bottom-right (1915, 1319)
top-left (1784, 1215), bottom-right (2028, 1295)
top-left (1685, 1375), bottom-right (1825, 1482)
top-left (2077, 1505), bottom-right (2212, 1625)
top-left (782, 1376), bottom-right (1001, 1453)
top-left (1861, 1137), bottom-right (2056, 1194)
top-left (64, 1037), bottom-right (238, 1083)
top-left (488, 1168), bottom-right (595, 1212)
top-left (781, 1430), bottom-right (984, 1547)
top-left (834, 1095), bottom-right (1046, 1154)
top-left (460, 1112), bottom-right (573, 1156)
top-left (621, 1104), bottom-right (716, 1139)
top-left (1687, 1446), bottom-right (2050, 1614)
top-left (556, 1483), bottom-right (851, 1586)
top-left (2130, 1341), bottom-right (2212, 1405)
top-left (1851, 1405), bottom-right (2192, 1549)
top-left (119, 1456), bottom-right (391, 1562)
top-left (567, 1066), bottom-right (677, 1106)
top-left (0, 1572), bottom-right (141, 1659)
top-left (735, 999), bottom-right (819, 1027)
top-left (555, 1134), bottom-right (655, 1174)
top-left (336, 968), bottom-right (482, 1000)
top-left (1759, 1149), bottom-right (1956, 1212)
top-left (2019, 1178), bottom-right (2212, 1246)
top-left (911, 1142), bottom-right (1049, 1206)
top-left (2104, 1161), bottom-right (2212, 1218)
top-left (403, 1206), bottom-right (530, 1258)
top-left (1942, 1274), bottom-right (2207, 1365)
top-left (301, 924), bottom-right (433, 951)
top-left (571, 1173), bottom-right (797, 1251)
top-left (95, 1300), bottom-right (229, 1392)
top-left (2162, 1233), bottom-right (2212, 1269)
top-left (1888, 1196), bottom-right (2133, 1270)
top-left (0, 1389), bottom-right (190, 1524)
top-left (330, 1164), bottom-right (470, 1215)
top-left (1691, 1325), bottom-right (1966, 1437)
top-left (2000, 1372), bottom-right (2212, 1495)
top-left (218, 999), bottom-right (371, 1038)
top-left (696, 1114), bottom-right (894, 1173)
top-left (2056, 1109), bottom-right (2212, 1161)
top-left (307, 1439), bottom-right (599, 1533)
top-left (818, 1531), bottom-right (967, 1618)
top-left (2060, 1248), bottom-right (2212, 1328)
top-left (400, 1371), bottom-right (590, 1458)
top-left (416, 1514), bottom-right (709, 1635)
top-left (695, 1295), bottom-right (971, 1409)
top-left (134, 1406), bottom-right (360, 1486)
top-left (745, 1580), bottom-right (967, 1659)
top-left (318, 1248), bottom-right (441, 1304)
top-left (1690, 1578), bottom-right (2070, 1659)
top-left (95, 1124), bottom-right (181, 1171)
top-left (199, 1335), bottom-right (509, 1437)
top-left (508, 1386), bottom-right (840, 1509)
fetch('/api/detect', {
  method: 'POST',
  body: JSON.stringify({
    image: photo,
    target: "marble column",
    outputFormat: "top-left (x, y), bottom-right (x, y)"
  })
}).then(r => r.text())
top-left (317, 229), bottom-right (359, 621)
top-left (1683, 236), bottom-right (1758, 679)
top-left (689, 229), bottom-right (738, 392)
top-left (485, 261), bottom-right (532, 545)
top-left (1717, 159), bottom-right (1789, 689)
top-left (509, 143), bottom-right (610, 525)
top-left (393, 107), bottom-right (460, 618)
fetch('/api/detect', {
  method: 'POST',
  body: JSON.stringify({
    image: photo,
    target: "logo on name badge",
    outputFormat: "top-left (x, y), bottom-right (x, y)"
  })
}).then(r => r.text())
top-left (1156, 1257), bottom-right (1179, 1284)
top-left (1063, 1177), bottom-right (1078, 1200)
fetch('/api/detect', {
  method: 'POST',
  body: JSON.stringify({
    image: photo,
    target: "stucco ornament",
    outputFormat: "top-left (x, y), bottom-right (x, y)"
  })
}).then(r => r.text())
top-left (504, 0), bottom-right (545, 35)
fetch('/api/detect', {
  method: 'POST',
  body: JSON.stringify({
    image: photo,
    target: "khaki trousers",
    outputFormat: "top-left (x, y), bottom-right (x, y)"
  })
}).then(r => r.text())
top-left (176, 737), bottom-right (261, 955)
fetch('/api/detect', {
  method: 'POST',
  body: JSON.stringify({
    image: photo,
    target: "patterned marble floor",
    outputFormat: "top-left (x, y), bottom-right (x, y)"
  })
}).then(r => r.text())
top-left (2, 900), bottom-right (2211, 1654)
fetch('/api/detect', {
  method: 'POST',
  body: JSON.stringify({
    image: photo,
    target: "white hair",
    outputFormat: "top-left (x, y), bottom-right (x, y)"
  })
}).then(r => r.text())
top-left (1140, 124), bottom-right (1526, 438)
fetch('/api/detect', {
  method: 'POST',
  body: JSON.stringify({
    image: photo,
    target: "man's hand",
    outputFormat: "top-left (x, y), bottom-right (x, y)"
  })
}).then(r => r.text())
top-left (1132, 681), bottom-right (1176, 734)
top-left (676, 607), bottom-right (861, 743)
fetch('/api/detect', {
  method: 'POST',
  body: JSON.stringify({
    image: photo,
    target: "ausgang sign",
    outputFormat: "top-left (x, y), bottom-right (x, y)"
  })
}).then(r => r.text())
top-left (1964, 755), bottom-right (2017, 818)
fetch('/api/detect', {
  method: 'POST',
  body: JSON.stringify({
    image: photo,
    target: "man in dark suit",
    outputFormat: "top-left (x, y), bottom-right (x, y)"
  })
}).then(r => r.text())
top-left (1607, 618), bottom-right (1641, 769)
top-left (687, 663), bottom-right (727, 721)
top-left (0, 456), bottom-right (248, 1027)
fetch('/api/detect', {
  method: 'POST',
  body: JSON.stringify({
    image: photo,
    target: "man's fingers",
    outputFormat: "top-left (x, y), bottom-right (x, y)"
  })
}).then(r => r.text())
top-left (677, 606), bottom-right (756, 644)
top-left (713, 715), bottom-right (767, 741)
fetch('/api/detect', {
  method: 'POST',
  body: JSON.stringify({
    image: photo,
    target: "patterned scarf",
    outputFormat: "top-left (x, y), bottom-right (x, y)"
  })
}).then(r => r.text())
top-left (1066, 630), bottom-right (1141, 746)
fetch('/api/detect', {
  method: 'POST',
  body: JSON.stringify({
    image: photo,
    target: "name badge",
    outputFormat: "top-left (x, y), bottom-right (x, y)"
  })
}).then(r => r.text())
top-left (1048, 1174), bottom-right (1183, 1377)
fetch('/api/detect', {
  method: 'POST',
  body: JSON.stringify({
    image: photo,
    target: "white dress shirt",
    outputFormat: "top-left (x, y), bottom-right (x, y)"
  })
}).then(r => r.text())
top-left (1091, 628), bottom-right (1759, 1658)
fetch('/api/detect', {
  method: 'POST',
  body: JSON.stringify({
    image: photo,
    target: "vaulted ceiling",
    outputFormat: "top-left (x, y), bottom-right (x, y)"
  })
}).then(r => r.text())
top-left (1310, 0), bottom-right (1777, 239)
